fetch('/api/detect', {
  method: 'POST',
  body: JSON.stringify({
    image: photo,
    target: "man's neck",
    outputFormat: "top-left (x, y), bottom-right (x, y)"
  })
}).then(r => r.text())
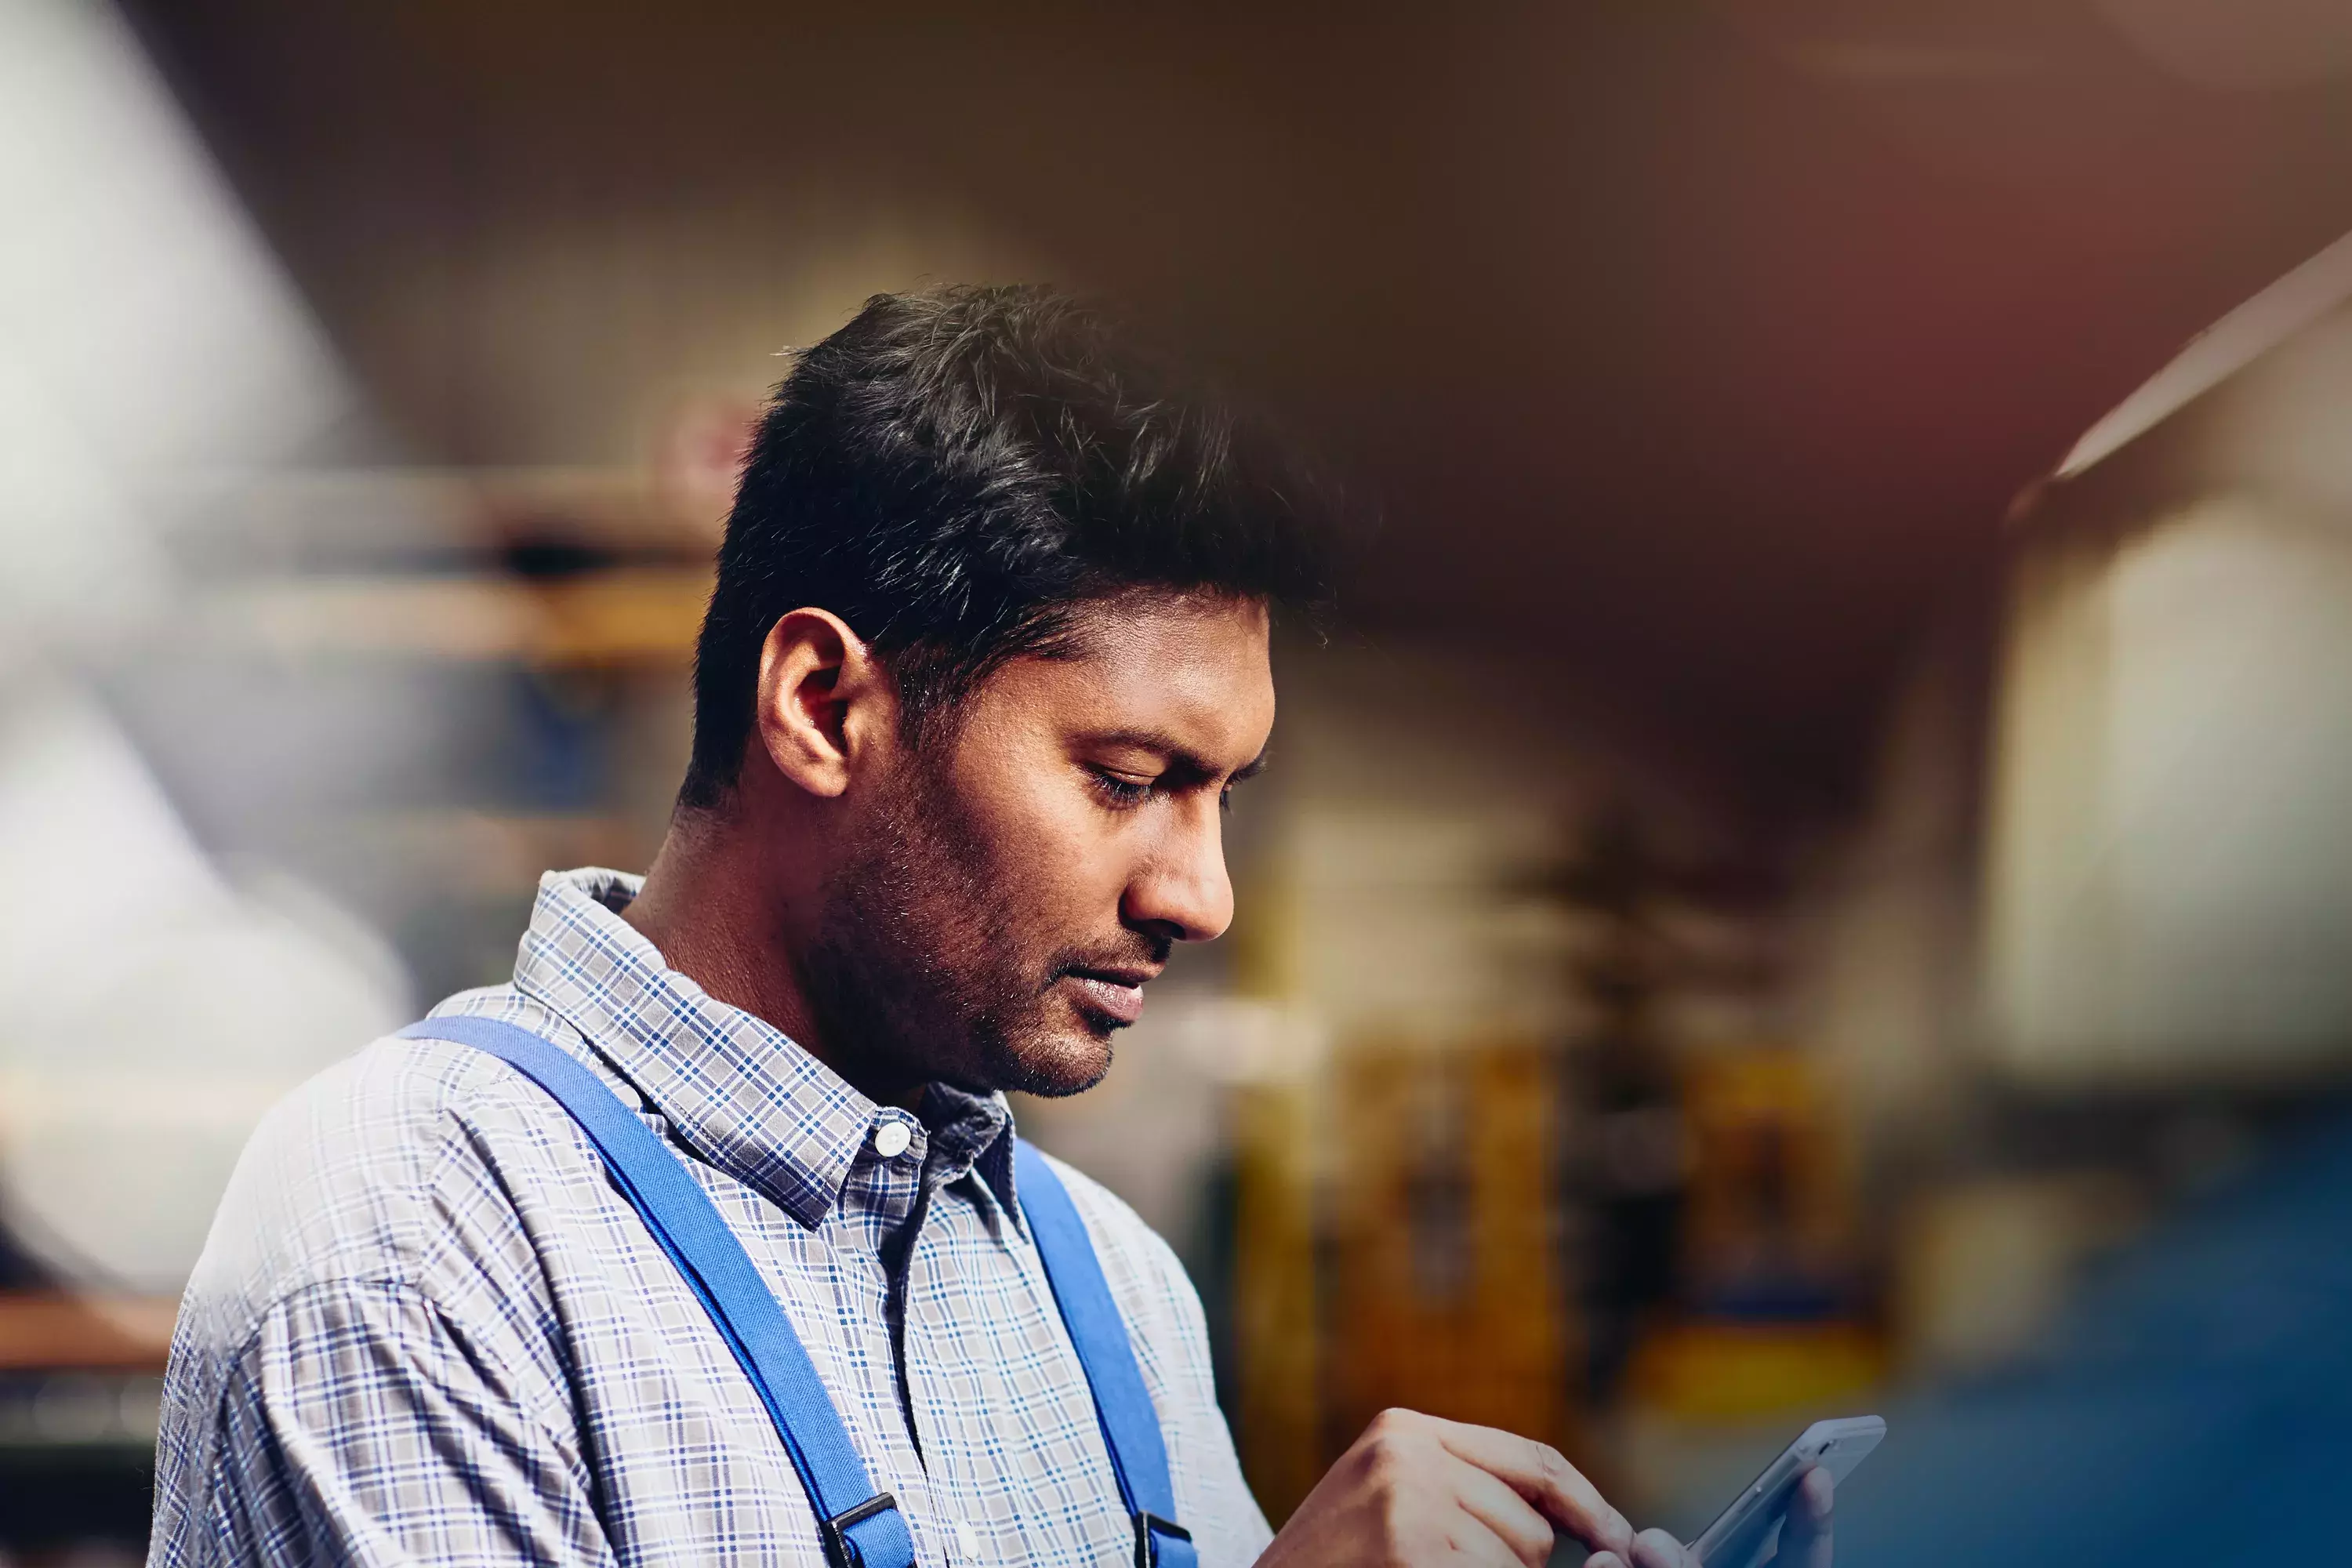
top-left (621, 816), bottom-right (818, 1057)
top-left (619, 812), bottom-right (926, 1112)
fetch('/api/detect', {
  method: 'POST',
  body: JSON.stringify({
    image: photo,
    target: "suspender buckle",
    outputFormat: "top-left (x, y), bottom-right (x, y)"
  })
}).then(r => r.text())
top-left (822, 1492), bottom-right (904, 1568)
top-left (1134, 1511), bottom-right (1194, 1568)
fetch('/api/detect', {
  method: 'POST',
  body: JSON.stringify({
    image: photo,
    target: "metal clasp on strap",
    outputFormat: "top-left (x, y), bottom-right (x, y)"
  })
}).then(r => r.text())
top-left (822, 1492), bottom-right (903, 1568)
top-left (1134, 1511), bottom-right (1193, 1568)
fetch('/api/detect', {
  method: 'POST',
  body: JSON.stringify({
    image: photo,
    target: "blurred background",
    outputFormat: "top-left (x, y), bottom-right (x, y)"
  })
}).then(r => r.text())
top-left (8, 0), bottom-right (2352, 1559)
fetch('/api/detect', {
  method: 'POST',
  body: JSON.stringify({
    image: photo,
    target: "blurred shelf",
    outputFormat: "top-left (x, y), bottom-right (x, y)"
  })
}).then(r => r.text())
top-left (194, 567), bottom-right (712, 666)
top-left (223, 465), bottom-right (729, 561)
top-left (0, 1295), bottom-right (176, 1374)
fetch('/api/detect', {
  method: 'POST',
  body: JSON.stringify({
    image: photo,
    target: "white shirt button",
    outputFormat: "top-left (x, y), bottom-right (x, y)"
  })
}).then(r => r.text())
top-left (873, 1120), bottom-right (913, 1159)
top-left (953, 1520), bottom-right (979, 1558)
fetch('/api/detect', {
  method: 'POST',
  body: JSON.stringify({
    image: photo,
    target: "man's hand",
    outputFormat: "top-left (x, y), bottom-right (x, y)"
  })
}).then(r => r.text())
top-left (1254, 1409), bottom-right (1838, 1568)
top-left (1254, 1408), bottom-right (1637, 1568)
top-left (1586, 1464), bottom-right (1837, 1568)
top-left (1770, 1465), bottom-right (1836, 1568)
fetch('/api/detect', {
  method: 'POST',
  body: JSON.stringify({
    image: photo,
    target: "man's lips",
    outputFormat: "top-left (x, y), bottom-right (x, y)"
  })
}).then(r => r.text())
top-left (1062, 968), bottom-right (1156, 1025)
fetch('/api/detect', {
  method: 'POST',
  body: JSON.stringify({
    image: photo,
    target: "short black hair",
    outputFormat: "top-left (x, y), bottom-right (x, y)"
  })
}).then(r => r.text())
top-left (680, 284), bottom-right (1336, 810)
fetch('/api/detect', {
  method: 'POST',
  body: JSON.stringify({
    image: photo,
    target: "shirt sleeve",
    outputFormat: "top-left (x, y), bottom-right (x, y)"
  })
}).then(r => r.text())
top-left (180, 1277), bottom-right (615, 1568)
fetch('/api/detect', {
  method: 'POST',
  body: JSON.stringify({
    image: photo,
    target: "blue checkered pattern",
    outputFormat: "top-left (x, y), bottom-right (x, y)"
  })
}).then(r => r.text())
top-left (150, 869), bottom-right (1271, 1567)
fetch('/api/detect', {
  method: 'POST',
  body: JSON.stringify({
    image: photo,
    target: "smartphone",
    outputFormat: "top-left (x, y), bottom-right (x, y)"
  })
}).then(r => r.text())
top-left (1686, 1415), bottom-right (1886, 1568)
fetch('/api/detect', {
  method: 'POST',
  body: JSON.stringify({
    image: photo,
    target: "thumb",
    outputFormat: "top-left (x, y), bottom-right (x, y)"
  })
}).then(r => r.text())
top-left (1777, 1466), bottom-right (1834, 1568)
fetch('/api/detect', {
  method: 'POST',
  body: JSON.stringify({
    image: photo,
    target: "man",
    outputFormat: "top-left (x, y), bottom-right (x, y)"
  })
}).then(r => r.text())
top-left (153, 285), bottom-right (1831, 1567)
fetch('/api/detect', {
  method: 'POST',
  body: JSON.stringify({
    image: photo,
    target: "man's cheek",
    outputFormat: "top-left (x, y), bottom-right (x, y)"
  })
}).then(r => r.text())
top-left (998, 811), bottom-right (1102, 909)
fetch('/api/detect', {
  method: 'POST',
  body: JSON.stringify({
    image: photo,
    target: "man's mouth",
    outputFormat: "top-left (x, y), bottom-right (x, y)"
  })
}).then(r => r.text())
top-left (1062, 967), bottom-right (1154, 1026)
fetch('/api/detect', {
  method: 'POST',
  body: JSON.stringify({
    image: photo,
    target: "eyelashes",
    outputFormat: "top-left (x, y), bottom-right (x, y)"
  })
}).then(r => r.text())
top-left (1085, 768), bottom-right (1239, 813)
top-left (1087, 768), bottom-right (1153, 808)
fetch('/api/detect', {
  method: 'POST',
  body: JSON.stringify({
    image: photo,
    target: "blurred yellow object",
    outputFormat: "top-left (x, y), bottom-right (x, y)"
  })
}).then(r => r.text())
top-left (532, 570), bottom-right (717, 667)
top-left (1679, 1049), bottom-right (1853, 1316)
top-left (1627, 1049), bottom-right (1878, 1421)
top-left (1328, 1044), bottom-right (1573, 1454)
top-left (1628, 1320), bottom-right (1882, 1421)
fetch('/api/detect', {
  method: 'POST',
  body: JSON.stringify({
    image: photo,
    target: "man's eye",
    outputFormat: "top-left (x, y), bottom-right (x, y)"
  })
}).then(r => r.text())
top-left (1087, 768), bottom-right (1153, 808)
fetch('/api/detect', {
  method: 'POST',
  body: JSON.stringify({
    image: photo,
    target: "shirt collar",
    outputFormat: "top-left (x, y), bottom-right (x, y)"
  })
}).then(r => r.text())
top-left (507, 867), bottom-right (1018, 1231)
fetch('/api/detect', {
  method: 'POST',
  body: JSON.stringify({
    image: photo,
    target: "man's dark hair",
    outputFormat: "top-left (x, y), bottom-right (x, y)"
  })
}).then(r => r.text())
top-left (680, 284), bottom-right (1336, 810)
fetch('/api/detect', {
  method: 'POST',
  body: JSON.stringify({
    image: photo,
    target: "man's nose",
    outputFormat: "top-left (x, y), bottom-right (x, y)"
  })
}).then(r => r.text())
top-left (1123, 801), bottom-right (1234, 943)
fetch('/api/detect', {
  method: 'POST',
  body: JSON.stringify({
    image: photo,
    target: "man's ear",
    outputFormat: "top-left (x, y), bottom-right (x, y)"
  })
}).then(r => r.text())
top-left (752, 608), bottom-right (898, 799)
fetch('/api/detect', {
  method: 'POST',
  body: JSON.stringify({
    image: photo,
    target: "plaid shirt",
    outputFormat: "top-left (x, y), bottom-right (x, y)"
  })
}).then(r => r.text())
top-left (151, 869), bottom-right (1270, 1567)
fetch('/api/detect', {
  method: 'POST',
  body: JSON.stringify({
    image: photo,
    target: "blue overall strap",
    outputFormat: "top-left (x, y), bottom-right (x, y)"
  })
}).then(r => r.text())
top-left (397, 1017), bottom-right (916, 1568)
top-left (1014, 1139), bottom-right (1196, 1568)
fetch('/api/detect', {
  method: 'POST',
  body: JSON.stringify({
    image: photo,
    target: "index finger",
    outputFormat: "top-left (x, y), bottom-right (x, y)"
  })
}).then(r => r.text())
top-left (1432, 1417), bottom-right (1634, 1557)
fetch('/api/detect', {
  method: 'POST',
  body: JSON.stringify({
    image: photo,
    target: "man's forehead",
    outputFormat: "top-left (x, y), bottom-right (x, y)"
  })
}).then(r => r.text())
top-left (997, 593), bottom-right (1276, 751)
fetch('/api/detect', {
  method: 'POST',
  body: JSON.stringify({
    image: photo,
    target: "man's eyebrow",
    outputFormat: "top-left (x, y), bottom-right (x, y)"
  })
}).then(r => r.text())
top-left (1083, 728), bottom-right (1269, 784)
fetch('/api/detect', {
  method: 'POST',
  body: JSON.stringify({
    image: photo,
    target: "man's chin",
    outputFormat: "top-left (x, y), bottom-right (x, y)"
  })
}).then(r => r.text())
top-left (993, 1023), bottom-right (1116, 1099)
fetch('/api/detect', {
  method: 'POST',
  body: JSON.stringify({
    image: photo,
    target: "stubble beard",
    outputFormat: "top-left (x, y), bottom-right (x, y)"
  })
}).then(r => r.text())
top-left (797, 751), bottom-right (1117, 1100)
